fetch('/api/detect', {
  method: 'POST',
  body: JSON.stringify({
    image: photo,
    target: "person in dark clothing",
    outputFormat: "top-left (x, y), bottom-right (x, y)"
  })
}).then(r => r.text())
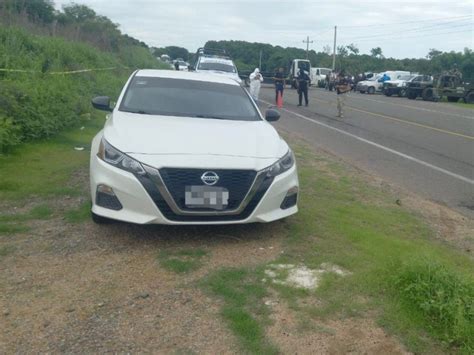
top-left (297, 67), bottom-right (310, 106)
top-left (174, 61), bottom-right (179, 71)
top-left (273, 67), bottom-right (286, 103)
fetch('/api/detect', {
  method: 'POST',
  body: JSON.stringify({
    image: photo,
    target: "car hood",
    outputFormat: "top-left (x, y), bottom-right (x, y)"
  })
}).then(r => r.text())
top-left (103, 111), bottom-right (285, 159)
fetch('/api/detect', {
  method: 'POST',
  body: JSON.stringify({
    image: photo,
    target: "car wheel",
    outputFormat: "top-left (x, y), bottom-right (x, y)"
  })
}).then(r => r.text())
top-left (464, 91), bottom-right (474, 104)
top-left (384, 89), bottom-right (392, 97)
top-left (367, 87), bottom-right (375, 94)
top-left (91, 211), bottom-right (113, 224)
top-left (398, 89), bottom-right (406, 97)
top-left (407, 90), bottom-right (417, 100)
top-left (422, 87), bottom-right (435, 101)
top-left (447, 96), bottom-right (459, 103)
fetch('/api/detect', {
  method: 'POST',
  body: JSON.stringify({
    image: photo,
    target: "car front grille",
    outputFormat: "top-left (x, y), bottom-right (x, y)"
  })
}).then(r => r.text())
top-left (159, 168), bottom-right (256, 212)
top-left (135, 167), bottom-right (273, 222)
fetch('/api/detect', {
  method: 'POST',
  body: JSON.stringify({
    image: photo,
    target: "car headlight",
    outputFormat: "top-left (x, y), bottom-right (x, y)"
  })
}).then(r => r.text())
top-left (264, 149), bottom-right (295, 177)
top-left (97, 138), bottom-right (146, 175)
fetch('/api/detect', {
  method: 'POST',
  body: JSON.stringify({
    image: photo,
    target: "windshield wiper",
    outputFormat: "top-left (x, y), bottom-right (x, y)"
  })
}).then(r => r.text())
top-left (124, 109), bottom-right (149, 114)
top-left (194, 114), bottom-right (228, 120)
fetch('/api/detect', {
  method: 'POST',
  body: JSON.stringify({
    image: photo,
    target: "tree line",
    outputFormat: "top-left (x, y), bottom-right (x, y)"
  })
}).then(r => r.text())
top-left (154, 40), bottom-right (473, 81)
top-left (0, 0), bottom-right (149, 52)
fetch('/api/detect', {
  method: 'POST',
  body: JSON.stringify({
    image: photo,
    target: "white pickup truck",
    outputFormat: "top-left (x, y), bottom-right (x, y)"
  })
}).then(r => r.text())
top-left (310, 67), bottom-right (332, 88)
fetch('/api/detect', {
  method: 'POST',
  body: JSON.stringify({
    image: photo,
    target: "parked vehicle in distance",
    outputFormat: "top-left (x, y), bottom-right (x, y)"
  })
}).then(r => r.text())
top-left (288, 59), bottom-right (311, 88)
top-left (89, 70), bottom-right (299, 225)
top-left (427, 73), bottom-right (474, 103)
top-left (192, 47), bottom-right (242, 84)
top-left (311, 67), bottom-right (332, 88)
top-left (404, 75), bottom-right (433, 100)
top-left (357, 71), bottom-right (410, 94)
top-left (175, 60), bottom-right (189, 71)
top-left (382, 74), bottom-right (416, 97)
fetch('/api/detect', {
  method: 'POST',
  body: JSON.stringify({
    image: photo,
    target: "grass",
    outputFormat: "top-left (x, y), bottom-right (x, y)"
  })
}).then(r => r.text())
top-left (64, 200), bottom-right (92, 223)
top-left (204, 141), bottom-right (474, 354)
top-left (203, 268), bottom-right (278, 354)
top-left (0, 204), bottom-right (53, 236)
top-left (158, 249), bottom-right (209, 274)
top-left (0, 112), bottom-right (104, 201)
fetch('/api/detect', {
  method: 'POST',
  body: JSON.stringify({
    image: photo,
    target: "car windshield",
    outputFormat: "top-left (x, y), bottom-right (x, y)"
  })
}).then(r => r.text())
top-left (399, 75), bottom-right (412, 80)
top-left (178, 61), bottom-right (187, 66)
top-left (368, 75), bottom-right (380, 81)
top-left (321, 69), bottom-right (331, 75)
top-left (119, 76), bottom-right (260, 121)
top-left (298, 61), bottom-right (310, 72)
top-left (198, 62), bottom-right (236, 73)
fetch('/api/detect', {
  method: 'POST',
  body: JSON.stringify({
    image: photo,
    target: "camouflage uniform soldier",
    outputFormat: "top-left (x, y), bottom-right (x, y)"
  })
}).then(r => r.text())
top-left (335, 71), bottom-right (351, 118)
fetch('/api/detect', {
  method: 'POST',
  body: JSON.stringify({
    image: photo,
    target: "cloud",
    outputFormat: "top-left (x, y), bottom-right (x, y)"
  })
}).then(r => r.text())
top-left (53, 0), bottom-right (473, 58)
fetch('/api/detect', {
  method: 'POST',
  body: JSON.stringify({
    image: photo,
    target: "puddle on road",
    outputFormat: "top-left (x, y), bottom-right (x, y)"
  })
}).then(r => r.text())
top-left (263, 263), bottom-right (351, 290)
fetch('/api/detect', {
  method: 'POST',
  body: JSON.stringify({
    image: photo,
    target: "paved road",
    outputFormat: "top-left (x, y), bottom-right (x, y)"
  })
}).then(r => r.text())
top-left (258, 86), bottom-right (474, 217)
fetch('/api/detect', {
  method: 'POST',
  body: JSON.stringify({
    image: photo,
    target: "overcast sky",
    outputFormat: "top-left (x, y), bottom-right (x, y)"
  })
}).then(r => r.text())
top-left (54, 0), bottom-right (473, 59)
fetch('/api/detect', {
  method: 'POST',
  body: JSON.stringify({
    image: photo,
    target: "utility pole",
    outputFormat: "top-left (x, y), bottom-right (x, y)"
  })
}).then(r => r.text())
top-left (303, 36), bottom-right (313, 59)
top-left (332, 26), bottom-right (337, 70)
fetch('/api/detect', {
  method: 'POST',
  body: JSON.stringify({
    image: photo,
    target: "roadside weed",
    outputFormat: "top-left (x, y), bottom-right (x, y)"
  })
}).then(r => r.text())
top-left (203, 268), bottom-right (278, 354)
top-left (64, 200), bottom-right (92, 223)
top-left (158, 249), bottom-right (209, 274)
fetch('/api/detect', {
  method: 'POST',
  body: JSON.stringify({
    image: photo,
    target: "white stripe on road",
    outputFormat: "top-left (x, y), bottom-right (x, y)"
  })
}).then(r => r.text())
top-left (261, 100), bottom-right (474, 185)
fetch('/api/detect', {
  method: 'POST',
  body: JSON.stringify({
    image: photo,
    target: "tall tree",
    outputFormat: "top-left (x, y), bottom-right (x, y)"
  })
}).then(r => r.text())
top-left (370, 47), bottom-right (383, 58)
top-left (347, 43), bottom-right (359, 55)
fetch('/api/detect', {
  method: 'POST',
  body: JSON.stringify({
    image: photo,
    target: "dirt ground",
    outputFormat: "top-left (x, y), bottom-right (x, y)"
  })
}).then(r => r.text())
top-left (1, 134), bottom-right (472, 353)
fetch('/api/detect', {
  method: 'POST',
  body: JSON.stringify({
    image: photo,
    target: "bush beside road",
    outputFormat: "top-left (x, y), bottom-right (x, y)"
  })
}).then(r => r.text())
top-left (0, 115), bottom-right (472, 353)
top-left (0, 27), bottom-right (167, 152)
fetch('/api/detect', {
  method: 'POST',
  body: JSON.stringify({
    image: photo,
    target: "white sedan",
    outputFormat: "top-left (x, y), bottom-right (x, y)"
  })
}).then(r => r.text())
top-left (89, 70), bottom-right (298, 225)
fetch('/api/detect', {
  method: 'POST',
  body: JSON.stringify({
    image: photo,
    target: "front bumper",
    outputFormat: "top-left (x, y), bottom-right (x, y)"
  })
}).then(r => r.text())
top-left (90, 155), bottom-right (299, 225)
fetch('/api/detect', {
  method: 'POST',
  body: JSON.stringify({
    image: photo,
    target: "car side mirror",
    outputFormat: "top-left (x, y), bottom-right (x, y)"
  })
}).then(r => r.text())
top-left (265, 108), bottom-right (280, 122)
top-left (92, 96), bottom-right (112, 112)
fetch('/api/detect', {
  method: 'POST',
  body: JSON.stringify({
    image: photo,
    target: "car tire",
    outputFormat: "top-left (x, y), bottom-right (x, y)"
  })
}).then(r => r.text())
top-left (368, 87), bottom-right (375, 94)
top-left (407, 90), bottom-right (417, 100)
top-left (91, 211), bottom-right (113, 224)
top-left (447, 96), bottom-right (459, 103)
top-left (384, 89), bottom-right (392, 97)
top-left (464, 91), bottom-right (474, 104)
top-left (422, 87), bottom-right (435, 101)
top-left (398, 89), bottom-right (406, 97)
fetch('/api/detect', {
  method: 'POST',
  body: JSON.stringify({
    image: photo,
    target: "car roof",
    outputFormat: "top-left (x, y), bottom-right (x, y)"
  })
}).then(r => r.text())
top-left (199, 56), bottom-right (234, 65)
top-left (135, 69), bottom-right (240, 86)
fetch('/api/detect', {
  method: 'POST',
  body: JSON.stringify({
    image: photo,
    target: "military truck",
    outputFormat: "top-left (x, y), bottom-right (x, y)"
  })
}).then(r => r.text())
top-left (407, 72), bottom-right (474, 103)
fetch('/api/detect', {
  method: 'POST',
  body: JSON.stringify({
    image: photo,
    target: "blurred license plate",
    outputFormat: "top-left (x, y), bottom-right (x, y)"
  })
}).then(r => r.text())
top-left (185, 186), bottom-right (229, 210)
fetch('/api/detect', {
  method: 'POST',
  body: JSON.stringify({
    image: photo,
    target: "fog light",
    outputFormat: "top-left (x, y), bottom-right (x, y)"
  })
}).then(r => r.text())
top-left (280, 187), bottom-right (298, 210)
top-left (97, 184), bottom-right (115, 195)
top-left (96, 184), bottom-right (122, 210)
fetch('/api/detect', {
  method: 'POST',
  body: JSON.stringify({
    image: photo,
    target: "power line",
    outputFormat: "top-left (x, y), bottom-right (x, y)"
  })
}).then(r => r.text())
top-left (340, 22), bottom-right (473, 41)
top-left (338, 15), bottom-right (472, 29)
top-left (340, 28), bottom-right (472, 43)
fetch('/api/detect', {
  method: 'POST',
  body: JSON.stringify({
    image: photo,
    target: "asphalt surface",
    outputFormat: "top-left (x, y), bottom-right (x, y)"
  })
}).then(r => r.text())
top-left (258, 86), bottom-right (474, 217)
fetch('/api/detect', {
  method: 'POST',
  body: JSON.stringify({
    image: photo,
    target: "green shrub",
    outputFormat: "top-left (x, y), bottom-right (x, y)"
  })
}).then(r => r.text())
top-left (0, 27), bottom-right (167, 152)
top-left (393, 261), bottom-right (474, 351)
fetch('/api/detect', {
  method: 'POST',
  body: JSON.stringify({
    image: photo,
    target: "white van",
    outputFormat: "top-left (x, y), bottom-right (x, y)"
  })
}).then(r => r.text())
top-left (310, 68), bottom-right (332, 88)
top-left (357, 71), bottom-right (410, 94)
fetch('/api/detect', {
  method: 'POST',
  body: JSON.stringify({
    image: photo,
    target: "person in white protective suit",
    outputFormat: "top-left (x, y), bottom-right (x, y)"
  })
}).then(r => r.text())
top-left (249, 68), bottom-right (263, 101)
